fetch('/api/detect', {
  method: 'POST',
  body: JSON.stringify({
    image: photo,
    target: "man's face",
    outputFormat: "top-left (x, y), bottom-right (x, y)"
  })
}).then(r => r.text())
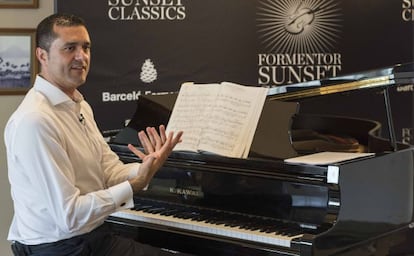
top-left (37, 25), bottom-right (91, 95)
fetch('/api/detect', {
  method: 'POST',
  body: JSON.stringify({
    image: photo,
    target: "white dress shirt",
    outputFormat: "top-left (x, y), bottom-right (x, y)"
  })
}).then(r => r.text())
top-left (4, 75), bottom-right (140, 245)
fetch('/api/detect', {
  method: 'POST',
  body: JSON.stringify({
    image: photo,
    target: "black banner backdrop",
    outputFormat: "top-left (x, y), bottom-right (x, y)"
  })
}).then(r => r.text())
top-left (56, 0), bottom-right (414, 142)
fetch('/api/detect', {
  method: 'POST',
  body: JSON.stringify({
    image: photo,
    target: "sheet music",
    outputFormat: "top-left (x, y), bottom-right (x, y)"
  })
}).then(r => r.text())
top-left (166, 82), bottom-right (268, 158)
top-left (166, 82), bottom-right (219, 152)
top-left (284, 152), bottom-right (375, 165)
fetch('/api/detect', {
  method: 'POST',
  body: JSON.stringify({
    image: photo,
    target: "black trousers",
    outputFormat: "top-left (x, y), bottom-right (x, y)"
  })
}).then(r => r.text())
top-left (11, 223), bottom-right (193, 256)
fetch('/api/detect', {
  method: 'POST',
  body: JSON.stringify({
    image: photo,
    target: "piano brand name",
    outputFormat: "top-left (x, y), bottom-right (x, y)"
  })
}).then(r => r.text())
top-left (169, 187), bottom-right (203, 197)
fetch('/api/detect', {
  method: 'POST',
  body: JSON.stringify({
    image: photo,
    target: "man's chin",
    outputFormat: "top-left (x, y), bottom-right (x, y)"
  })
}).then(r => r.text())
top-left (71, 78), bottom-right (87, 88)
top-left (71, 70), bottom-right (88, 83)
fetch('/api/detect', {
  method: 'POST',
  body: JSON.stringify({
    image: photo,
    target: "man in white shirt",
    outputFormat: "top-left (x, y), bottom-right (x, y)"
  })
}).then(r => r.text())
top-left (4, 13), bottom-right (185, 255)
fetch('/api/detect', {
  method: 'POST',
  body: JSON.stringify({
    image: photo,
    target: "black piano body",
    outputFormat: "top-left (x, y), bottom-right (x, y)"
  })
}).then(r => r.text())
top-left (105, 63), bottom-right (414, 255)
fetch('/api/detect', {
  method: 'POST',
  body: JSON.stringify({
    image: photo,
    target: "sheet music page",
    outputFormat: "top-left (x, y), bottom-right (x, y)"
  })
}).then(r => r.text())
top-left (284, 152), bottom-right (375, 165)
top-left (166, 82), bottom-right (220, 152)
top-left (197, 82), bottom-right (268, 158)
top-left (235, 83), bottom-right (268, 157)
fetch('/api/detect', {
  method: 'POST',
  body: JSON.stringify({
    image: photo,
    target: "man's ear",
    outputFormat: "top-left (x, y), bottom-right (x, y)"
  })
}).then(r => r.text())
top-left (36, 47), bottom-right (47, 65)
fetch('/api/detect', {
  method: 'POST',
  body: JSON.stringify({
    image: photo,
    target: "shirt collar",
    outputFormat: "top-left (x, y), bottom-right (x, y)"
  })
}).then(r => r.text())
top-left (34, 75), bottom-right (84, 106)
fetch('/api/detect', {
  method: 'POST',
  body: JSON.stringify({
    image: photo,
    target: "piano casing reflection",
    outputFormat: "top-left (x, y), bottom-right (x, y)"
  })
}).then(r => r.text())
top-left (105, 63), bottom-right (414, 255)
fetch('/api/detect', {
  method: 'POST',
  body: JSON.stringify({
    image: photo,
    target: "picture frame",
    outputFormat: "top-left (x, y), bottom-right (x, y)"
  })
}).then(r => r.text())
top-left (0, 28), bottom-right (37, 95)
top-left (0, 0), bottom-right (38, 8)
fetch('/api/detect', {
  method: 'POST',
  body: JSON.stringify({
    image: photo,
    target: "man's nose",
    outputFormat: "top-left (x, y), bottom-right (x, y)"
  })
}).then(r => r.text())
top-left (74, 48), bottom-right (89, 60)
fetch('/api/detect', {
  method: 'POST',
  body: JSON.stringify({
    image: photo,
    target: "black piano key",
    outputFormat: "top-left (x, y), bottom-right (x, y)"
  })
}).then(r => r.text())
top-left (160, 209), bottom-right (180, 216)
top-left (133, 204), bottom-right (153, 211)
top-left (145, 207), bottom-right (166, 214)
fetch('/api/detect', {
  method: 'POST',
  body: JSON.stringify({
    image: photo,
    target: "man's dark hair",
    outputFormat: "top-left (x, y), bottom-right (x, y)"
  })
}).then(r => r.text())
top-left (36, 13), bottom-right (87, 52)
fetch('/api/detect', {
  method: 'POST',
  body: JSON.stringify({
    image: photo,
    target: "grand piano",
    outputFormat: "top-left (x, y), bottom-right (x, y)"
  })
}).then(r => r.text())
top-left (105, 62), bottom-right (414, 255)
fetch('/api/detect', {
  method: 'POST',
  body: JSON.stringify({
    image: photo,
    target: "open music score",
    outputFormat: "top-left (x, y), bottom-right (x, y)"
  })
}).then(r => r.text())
top-left (166, 82), bottom-right (268, 158)
top-left (284, 151), bottom-right (375, 165)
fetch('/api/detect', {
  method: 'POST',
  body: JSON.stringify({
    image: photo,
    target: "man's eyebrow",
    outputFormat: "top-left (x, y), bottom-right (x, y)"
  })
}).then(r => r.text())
top-left (63, 41), bottom-right (91, 47)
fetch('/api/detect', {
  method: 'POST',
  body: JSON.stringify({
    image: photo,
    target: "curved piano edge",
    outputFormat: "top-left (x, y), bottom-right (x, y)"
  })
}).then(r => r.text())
top-left (308, 147), bottom-right (414, 255)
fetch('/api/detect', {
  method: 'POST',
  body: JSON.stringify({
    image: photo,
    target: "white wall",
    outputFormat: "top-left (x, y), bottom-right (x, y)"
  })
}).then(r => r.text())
top-left (0, 1), bottom-right (54, 255)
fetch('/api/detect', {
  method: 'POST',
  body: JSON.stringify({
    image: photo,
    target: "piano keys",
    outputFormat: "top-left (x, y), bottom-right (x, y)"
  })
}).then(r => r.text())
top-left (111, 198), bottom-right (304, 248)
top-left (105, 62), bottom-right (414, 255)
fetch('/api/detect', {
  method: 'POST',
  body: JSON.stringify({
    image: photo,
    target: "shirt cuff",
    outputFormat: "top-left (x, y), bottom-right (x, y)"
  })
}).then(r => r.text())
top-left (108, 181), bottom-right (134, 209)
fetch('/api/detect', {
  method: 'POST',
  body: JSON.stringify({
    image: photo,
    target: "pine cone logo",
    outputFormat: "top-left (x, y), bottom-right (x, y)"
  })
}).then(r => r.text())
top-left (140, 59), bottom-right (158, 83)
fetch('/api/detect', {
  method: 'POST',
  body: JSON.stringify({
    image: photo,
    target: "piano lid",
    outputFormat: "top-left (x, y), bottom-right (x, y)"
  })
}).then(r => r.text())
top-left (267, 62), bottom-right (414, 101)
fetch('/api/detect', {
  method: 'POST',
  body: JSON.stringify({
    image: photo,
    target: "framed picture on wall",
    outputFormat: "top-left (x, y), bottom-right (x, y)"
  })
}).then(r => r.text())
top-left (0, 0), bottom-right (38, 8)
top-left (0, 28), bottom-right (37, 95)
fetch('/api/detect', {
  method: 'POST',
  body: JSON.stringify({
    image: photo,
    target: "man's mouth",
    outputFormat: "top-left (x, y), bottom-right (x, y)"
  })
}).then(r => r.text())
top-left (71, 63), bottom-right (87, 71)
